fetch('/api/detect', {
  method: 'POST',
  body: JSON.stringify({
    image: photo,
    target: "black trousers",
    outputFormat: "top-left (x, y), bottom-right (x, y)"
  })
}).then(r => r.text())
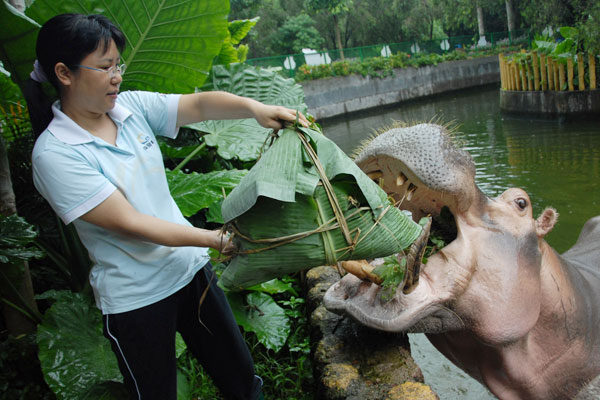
top-left (102, 264), bottom-right (262, 400)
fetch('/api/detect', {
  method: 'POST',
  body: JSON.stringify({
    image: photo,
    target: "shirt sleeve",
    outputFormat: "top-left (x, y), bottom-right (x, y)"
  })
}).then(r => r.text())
top-left (32, 147), bottom-right (116, 225)
top-left (119, 91), bottom-right (182, 139)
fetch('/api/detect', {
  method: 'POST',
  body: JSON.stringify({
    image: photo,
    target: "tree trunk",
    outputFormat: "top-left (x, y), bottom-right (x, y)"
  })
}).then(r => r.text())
top-left (505, 0), bottom-right (516, 33)
top-left (476, 3), bottom-right (485, 36)
top-left (429, 17), bottom-right (434, 40)
top-left (0, 138), bottom-right (16, 216)
top-left (332, 14), bottom-right (345, 61)
top-left (0, 135), bottom-right (39, 335)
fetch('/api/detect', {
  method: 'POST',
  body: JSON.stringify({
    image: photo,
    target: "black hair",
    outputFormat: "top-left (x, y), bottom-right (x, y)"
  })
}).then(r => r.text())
top-left (24, 14), bottom-right (126, 136)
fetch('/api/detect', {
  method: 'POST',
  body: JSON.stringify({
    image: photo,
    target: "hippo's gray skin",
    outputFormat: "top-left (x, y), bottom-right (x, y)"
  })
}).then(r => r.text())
top-left (323, 123), bottom-right (600, 400)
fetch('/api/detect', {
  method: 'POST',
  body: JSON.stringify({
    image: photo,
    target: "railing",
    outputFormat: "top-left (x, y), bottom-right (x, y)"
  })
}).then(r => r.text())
top-left (245, 29), bottom-right (531, 78)
top-left (499, 52), bottom-right (598, 91)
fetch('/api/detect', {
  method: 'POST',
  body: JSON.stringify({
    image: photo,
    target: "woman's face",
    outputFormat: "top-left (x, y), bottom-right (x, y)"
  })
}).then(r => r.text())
top-left (67, 39), bottom-right (122, 114)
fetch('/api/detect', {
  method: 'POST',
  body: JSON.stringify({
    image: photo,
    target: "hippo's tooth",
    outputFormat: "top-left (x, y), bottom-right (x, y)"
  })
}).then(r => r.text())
top-left (402, 216), bottom-right (431, 294)
top-left (406, 183), bottom-right (417, 201)
top-left (396, 173), bottom-right (407, 186)
top-left (367, 171), bottom-right (383, 180)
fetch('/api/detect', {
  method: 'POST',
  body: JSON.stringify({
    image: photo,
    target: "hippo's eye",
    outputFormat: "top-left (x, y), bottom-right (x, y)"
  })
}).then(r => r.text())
top-left (515, 198), bottom-right (528, 210)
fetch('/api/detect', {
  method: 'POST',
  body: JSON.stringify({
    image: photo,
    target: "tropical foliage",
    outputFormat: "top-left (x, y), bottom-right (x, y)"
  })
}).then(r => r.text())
top-left (504, 25), bottom-right (598, 91)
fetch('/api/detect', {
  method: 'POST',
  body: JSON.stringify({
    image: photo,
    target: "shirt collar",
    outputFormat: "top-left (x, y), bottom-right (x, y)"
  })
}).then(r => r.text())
top-left (46, 100), bottom-right (133, 145)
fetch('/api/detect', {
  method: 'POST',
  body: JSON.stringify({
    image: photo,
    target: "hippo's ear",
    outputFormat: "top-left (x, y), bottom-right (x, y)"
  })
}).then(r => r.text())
top-left (536, 207), bottom-right (558, 238)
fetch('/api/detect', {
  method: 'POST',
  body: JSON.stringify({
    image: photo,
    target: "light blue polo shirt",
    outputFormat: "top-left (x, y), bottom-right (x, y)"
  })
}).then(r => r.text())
top-left (32, 91), bottom-right (209, 314)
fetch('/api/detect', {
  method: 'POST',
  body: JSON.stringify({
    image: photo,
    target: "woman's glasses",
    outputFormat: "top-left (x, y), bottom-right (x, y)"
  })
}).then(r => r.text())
top-left (74, 63), bottom-right (126, 78)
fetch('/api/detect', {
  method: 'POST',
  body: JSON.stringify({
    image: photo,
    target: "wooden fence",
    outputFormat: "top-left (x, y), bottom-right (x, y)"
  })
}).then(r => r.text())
top-left (499, 51), bottom-right (597, 91)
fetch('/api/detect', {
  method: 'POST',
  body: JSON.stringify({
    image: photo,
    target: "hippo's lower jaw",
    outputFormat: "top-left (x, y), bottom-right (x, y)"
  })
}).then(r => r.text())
top-left (323, 269), bottom-right (467, 333)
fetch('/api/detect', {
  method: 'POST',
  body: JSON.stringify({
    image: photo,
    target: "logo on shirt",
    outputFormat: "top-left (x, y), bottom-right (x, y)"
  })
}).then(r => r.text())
top-left (137, 133), bottom-right (155, 151)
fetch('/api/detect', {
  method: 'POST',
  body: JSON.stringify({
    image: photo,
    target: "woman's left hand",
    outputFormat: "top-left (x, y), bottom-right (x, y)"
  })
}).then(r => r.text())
top-left (252, 103), bottom-right (310, 131)
top-left (212, 230), bottom-right (236, 255)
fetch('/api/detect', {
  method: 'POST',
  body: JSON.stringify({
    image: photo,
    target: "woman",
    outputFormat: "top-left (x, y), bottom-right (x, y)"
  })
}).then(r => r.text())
top-left (25, 13), bottom-right (308, 400)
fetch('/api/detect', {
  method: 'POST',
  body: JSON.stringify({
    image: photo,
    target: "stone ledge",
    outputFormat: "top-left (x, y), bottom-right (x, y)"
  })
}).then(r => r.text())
top-left (304, 266), bottom-right (439, 400)
top-left (302, 56), bottom-right (500, 120)
top-left (499, 89), bottom-right (600, 120)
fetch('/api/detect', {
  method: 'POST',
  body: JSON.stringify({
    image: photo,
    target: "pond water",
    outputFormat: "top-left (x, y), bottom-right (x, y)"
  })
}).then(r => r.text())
top-left (320, 84), bottom-right (600, 399)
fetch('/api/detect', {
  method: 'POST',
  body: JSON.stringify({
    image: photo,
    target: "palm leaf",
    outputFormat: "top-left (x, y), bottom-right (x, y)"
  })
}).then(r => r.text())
top-left (166, 168), bottom-right (247, 217)
top-left (0, 1), bottom-right (40, 90)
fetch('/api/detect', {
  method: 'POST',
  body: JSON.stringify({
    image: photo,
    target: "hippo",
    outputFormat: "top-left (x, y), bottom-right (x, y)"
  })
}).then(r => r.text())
top-left (323, 123), bottom-right (600, 400)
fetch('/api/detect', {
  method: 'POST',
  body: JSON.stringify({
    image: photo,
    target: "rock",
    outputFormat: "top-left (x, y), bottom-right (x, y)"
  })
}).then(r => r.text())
top-left (386, 382), bottom-right (440, 400)
top-left (304, 266), bottom-right (437, 399)
top-left (322, 363), bottom-right (360, 396)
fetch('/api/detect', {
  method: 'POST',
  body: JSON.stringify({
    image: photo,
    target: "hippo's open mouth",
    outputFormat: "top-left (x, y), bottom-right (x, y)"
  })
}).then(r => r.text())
top-left (323, 123), bottom-right (484, 332)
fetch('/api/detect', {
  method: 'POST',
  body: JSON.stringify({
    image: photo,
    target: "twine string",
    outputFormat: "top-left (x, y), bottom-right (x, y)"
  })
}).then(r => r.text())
top-left (221, 128), bottom-right (395, 265)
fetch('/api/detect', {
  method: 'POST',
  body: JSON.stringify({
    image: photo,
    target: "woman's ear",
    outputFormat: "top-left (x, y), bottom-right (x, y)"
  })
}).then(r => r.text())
top-left (54, 62), bottom-right (73, 86)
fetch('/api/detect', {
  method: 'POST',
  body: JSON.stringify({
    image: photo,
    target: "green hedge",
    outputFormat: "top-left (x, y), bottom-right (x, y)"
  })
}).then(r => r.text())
top-left (294, 45), bottom-right (525, 82)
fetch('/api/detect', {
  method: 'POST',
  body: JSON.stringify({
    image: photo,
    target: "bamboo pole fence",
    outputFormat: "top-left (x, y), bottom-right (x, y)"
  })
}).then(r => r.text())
top-left (499, 52), bottom-right (599, 92)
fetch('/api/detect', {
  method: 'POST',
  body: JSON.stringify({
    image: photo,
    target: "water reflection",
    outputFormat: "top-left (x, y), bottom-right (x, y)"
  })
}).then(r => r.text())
top-left (319, 85), bottom-right (600, 399)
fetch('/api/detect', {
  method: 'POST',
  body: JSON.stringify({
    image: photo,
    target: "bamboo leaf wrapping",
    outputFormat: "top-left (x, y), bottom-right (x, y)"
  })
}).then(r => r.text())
top-left (219, 127), bottom-right (422, 290)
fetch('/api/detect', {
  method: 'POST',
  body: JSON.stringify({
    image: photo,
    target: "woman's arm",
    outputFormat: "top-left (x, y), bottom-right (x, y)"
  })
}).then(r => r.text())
top-left (79, 189), bottom-right (233, 253)
top-left (176, 91), bottom-right (309, 129)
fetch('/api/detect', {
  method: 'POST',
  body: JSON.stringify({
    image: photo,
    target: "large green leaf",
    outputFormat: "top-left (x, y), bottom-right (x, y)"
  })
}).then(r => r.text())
top-left (207, 64), bottom-right (307, 111)
top-left (1, 0), bottom-right (229, 93)
top-left (37, 290), bottom-right (123, 400)
top-left (195, 118), bottom-right (270, 161)
top-left (0, 1), bottom-right (40, 90)
top-left (213, 18), bottom-right (259, 65)
top-left (188, 64), bottom-right (307, 162)
top-left (166, 168), bottom-right (247, 217)
top-left (246, 279), bottom-right (298, 296)
top-left (0, 214), bottom-right (44, 264)
top-left (227, 291), bottom-right (290, 352)
top-left (559, 26), bottom-right (578, 41)
top-left (0, 63), bottom-right (25, 105)
top-left (229, 18), bottom-right (259, 45)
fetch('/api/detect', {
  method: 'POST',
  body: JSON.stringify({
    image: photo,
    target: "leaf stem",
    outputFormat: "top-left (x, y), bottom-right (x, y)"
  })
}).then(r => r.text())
top-left (174, 142), bottom-right (207, 172)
